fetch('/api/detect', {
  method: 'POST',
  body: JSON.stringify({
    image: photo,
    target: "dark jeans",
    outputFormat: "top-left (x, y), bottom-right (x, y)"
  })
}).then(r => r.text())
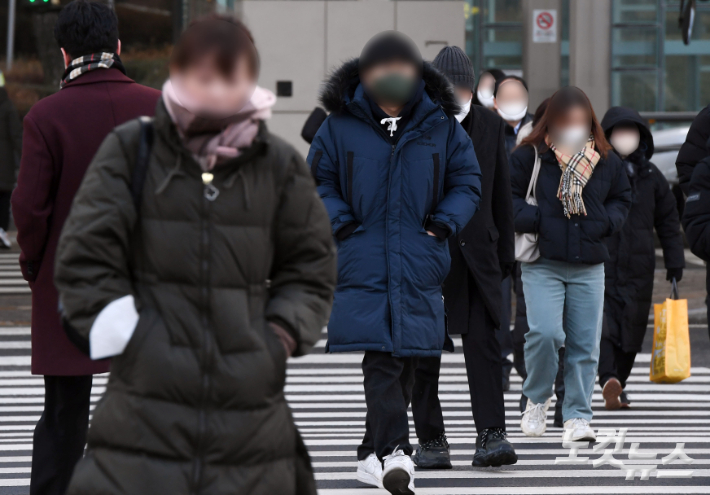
top-left (30, 375), bottom-right (93, 495)
top-left (358, 351), bottom-right (416, 460)
top-left (598, 336), bottom-right (636, 389)
top-left (0, 190), bottom-right (11, 231)
top-left (412, 305), bottom-right (506, 441)
top-left (498, 275), bottom-right (514, 378)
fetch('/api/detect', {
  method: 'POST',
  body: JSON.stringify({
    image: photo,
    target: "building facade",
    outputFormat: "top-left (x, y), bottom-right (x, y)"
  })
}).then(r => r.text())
top-left (240, 0), bottom-right (710, 154)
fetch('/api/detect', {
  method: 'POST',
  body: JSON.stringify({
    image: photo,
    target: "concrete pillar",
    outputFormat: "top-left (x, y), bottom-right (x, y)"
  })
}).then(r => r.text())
top-left (569, 0), bottom-right (611, 116)
top-left (522, 0), bottom-right (562, 112)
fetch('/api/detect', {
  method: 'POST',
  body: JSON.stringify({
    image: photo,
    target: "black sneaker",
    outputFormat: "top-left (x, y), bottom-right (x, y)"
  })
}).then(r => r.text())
top-left (412, 433), bottom-right (452, 469)
top-left (472, 428), bottom-right (518, 467)
top-left (620, 391), bottom-right (631, 409)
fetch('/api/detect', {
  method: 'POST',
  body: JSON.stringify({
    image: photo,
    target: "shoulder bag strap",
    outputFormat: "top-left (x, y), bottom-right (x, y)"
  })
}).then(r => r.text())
top-left (525, 144), bottom-right (542, 201)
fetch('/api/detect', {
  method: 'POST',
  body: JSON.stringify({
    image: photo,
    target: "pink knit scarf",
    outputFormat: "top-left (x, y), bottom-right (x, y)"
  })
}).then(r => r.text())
top-left (162, 79), bottom-right (276, 171)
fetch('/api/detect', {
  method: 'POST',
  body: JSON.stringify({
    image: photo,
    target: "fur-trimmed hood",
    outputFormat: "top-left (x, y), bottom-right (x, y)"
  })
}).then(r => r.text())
top-left (319, 58), bottom-right (460, 117)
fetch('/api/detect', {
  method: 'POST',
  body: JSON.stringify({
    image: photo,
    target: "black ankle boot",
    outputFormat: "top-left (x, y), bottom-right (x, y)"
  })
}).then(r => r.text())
top-left (412, 432), bottom-right (452, 469)
top-left (472, 428), bottom-right (518, 467)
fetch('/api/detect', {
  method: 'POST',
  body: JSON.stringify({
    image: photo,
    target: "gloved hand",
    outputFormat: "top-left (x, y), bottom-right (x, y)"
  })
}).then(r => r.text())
top-left (500, 261), bottom-right (515, 280)
top-left (666, 267), bottom-right (683, 283)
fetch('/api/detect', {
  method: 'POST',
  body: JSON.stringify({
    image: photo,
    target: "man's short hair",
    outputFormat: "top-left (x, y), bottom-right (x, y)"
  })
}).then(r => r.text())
top-left (54, 0), bottom-right (119, 59)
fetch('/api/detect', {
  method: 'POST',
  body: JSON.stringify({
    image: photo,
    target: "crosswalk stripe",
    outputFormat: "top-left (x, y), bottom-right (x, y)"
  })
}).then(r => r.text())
top-left (0, 324), bottom-right (707, 494)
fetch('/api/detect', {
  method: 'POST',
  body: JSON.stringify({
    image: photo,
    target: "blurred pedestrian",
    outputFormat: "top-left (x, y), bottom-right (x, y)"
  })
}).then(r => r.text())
top-left (301, 107), bottom-right (327, 144)
top-left (0, 78), bottom-right (22, 248)
top-left (55, 14), bottom-right (335, 495)
top-left (410, 45), bottom-right (517, 470)
top-left (599, 107), bottom-right (685, 410)
top-left (494, 74), bottom-right (534, 391)
top-left (11, 2), bottom-right (160, 493)
top-left (511, 87), bottom-right (631, 441)
top-left (683, 138), bottom-right (710, 262)
top-left (310, 31), bottom-right (481, 494)
top-left (473, 68), bottom-right (505, 109)
top-left (513, 97), bottom-right (566, 427)
top-left (676, 105), bottom-right (710, 339)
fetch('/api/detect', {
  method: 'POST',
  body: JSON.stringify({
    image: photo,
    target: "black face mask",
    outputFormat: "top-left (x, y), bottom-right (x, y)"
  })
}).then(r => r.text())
top-left (367, 73), bottom-right (418, 106)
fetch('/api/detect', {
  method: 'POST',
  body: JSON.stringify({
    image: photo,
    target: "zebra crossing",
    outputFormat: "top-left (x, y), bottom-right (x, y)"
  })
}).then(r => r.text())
top-left (1, 326), bottom-right (710, 494)
top-left (0, 254), bottom-right (29, 295)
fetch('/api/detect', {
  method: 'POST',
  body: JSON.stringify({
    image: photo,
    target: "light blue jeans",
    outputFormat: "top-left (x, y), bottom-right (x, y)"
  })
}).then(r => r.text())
top-left (521, 258), bottom-right (604, 421)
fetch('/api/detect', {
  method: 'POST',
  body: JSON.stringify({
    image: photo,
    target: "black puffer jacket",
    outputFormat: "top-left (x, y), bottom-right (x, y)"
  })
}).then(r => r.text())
top-left (55, 100), bottom-right (337, 495)
top-left (510, 142), bottom-right (631, 265)
top-left (677, 105), bottom-right (710, 195)
top-left (601, 107), bottom-right (685, 352)
top-left (682, 136), bottom-right (710, 261)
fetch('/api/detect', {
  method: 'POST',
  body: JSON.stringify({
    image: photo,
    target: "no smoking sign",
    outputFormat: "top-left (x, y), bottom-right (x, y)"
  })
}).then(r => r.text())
top-left (532, 9), bottom-right (557, 43)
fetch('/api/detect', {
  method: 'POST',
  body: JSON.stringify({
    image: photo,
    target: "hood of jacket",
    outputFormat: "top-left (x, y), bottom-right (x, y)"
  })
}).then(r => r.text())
top-left (601, 106), bottom-right (654, 160)
top-left (319, 58), bottom-right (460, 118)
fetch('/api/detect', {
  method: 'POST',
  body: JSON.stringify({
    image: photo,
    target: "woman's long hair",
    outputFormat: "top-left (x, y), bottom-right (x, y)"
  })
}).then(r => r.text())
top-left (519, 86), bottom-right (612, 159)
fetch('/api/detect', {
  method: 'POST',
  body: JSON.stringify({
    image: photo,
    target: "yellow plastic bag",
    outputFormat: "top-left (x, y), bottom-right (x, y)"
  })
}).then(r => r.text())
top-left (650, 280), bottom-right (691, 383)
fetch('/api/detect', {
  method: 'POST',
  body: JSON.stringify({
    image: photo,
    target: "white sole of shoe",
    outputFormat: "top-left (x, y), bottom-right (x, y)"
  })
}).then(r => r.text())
top-left (356, 469), bottom-right (382, 489)
top-left (568, 431), bottom-right (596, 442)
top-left (383, 468), bottom-right (414, 495)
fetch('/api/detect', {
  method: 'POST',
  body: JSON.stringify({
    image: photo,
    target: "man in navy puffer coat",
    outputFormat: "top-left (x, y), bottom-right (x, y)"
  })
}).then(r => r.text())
top-left (307, 32), bottom-right (481, 493)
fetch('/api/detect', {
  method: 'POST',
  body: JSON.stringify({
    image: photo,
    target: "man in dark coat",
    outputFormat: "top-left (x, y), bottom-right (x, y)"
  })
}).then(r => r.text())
top-left (0, 84), bottom-right (22, 247)
top-left (600, 107), bottom-right (685, 409)
top-left (683, 139), bottom-right (710, 263)
top-left (11, 2), bottom-right (160, 493)
top-left (410, 46), bottom-right (517, 470)
top-left (676, 105), bottom-right (710, 337)
top-left (493, 74), bottom-right (534, 389)
top-left (309, 32), bottom-right (481, 494)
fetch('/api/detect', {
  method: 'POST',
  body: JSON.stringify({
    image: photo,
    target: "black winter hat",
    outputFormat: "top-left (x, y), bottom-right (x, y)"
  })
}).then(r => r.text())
top-left (432, 46), bottom-right (475, 91)
top-left (359, 31), bottom-right (423, 74)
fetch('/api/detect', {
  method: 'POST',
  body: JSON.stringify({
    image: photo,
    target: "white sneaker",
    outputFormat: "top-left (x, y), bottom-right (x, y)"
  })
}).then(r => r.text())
top-left (0, 228), bottom-right (11, 249)
top-left (356, 453), bottom-right (383, 488)
top-left (521, 398), bottom-right (551, 437)
top-left (563, 418), bottom-right (596, 442)
top-left (382, 448), bottom-right (415, 495)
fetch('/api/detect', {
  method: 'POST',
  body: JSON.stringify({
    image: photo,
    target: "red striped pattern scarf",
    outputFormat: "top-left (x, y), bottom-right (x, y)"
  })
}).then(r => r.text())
top-left (548, 136), bottom-right (600, 218)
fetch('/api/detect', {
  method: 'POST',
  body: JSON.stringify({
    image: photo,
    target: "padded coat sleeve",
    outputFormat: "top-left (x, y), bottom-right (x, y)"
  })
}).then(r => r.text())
top-left (509, 145), bottom-right (540, 234)
top-left (651, 165), bottom-right (685, 270)
top-left (54, 129), bottom-right (139, 359)
top-left (310, 118), bottom-right (357, 236)
top-left (603, 153), bottom-right (632, 236)
top-left (429, 121), bottom-right (482, 237)
top-left (265, 151), bottom-right (337, 356)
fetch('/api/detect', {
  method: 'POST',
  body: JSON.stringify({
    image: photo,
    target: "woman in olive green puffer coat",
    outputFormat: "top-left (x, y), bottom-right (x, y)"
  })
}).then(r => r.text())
top-left (54, 15), bottom-right (336, 495)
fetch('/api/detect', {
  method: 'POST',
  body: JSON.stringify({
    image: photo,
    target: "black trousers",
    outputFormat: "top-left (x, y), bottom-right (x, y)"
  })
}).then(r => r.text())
top-left (598, 336), bottom-right (636, 389)
top-left (358, 351), bottom-right (416, 460)
top-left (497, 275), bottom-right (514, 378)
top-left (411, 302), bottom-right (506, 441)
top-left (0, 190), bottom-right (11, 231)
top-left (30, 375), bottom-right (93, 495)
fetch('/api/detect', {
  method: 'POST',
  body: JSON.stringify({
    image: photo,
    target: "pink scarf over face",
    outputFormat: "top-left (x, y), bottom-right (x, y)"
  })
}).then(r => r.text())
top-left (162, 79), bottom-right (276, 171)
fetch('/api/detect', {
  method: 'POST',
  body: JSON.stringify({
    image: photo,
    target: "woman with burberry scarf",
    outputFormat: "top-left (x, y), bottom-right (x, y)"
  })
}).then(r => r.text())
top-left (510, 87), bottom-right (631, 442)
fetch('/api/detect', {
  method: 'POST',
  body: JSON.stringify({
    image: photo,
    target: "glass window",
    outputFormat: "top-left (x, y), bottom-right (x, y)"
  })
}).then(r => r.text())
top-left (612, 26), bottom-right (660, 67)
top-left (482, 27), bottom-right (522, 70)
top-left (466, 0), bottom-right (523, 77)
top-left (613, 0), bottom-right (659, 24)
top-left (612, 70), bottom-right (658, 111)
top-left (481, 0), bottom-right (522, 23)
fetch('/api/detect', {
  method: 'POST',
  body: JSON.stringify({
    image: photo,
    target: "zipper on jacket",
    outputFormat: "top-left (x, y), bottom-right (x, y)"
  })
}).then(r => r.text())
top-left (431, 153), bottom-right (440, 210)
top-left (190, 181), bottom-right (215, 495)
top-left (346, 151), bottom-right (354, 205)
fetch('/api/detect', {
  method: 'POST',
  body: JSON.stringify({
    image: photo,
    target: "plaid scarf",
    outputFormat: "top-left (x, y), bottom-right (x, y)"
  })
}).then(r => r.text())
top-left (60, 52), bottom-right (126, 89)
top-left (548, 135), bottom-right (601, 218)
